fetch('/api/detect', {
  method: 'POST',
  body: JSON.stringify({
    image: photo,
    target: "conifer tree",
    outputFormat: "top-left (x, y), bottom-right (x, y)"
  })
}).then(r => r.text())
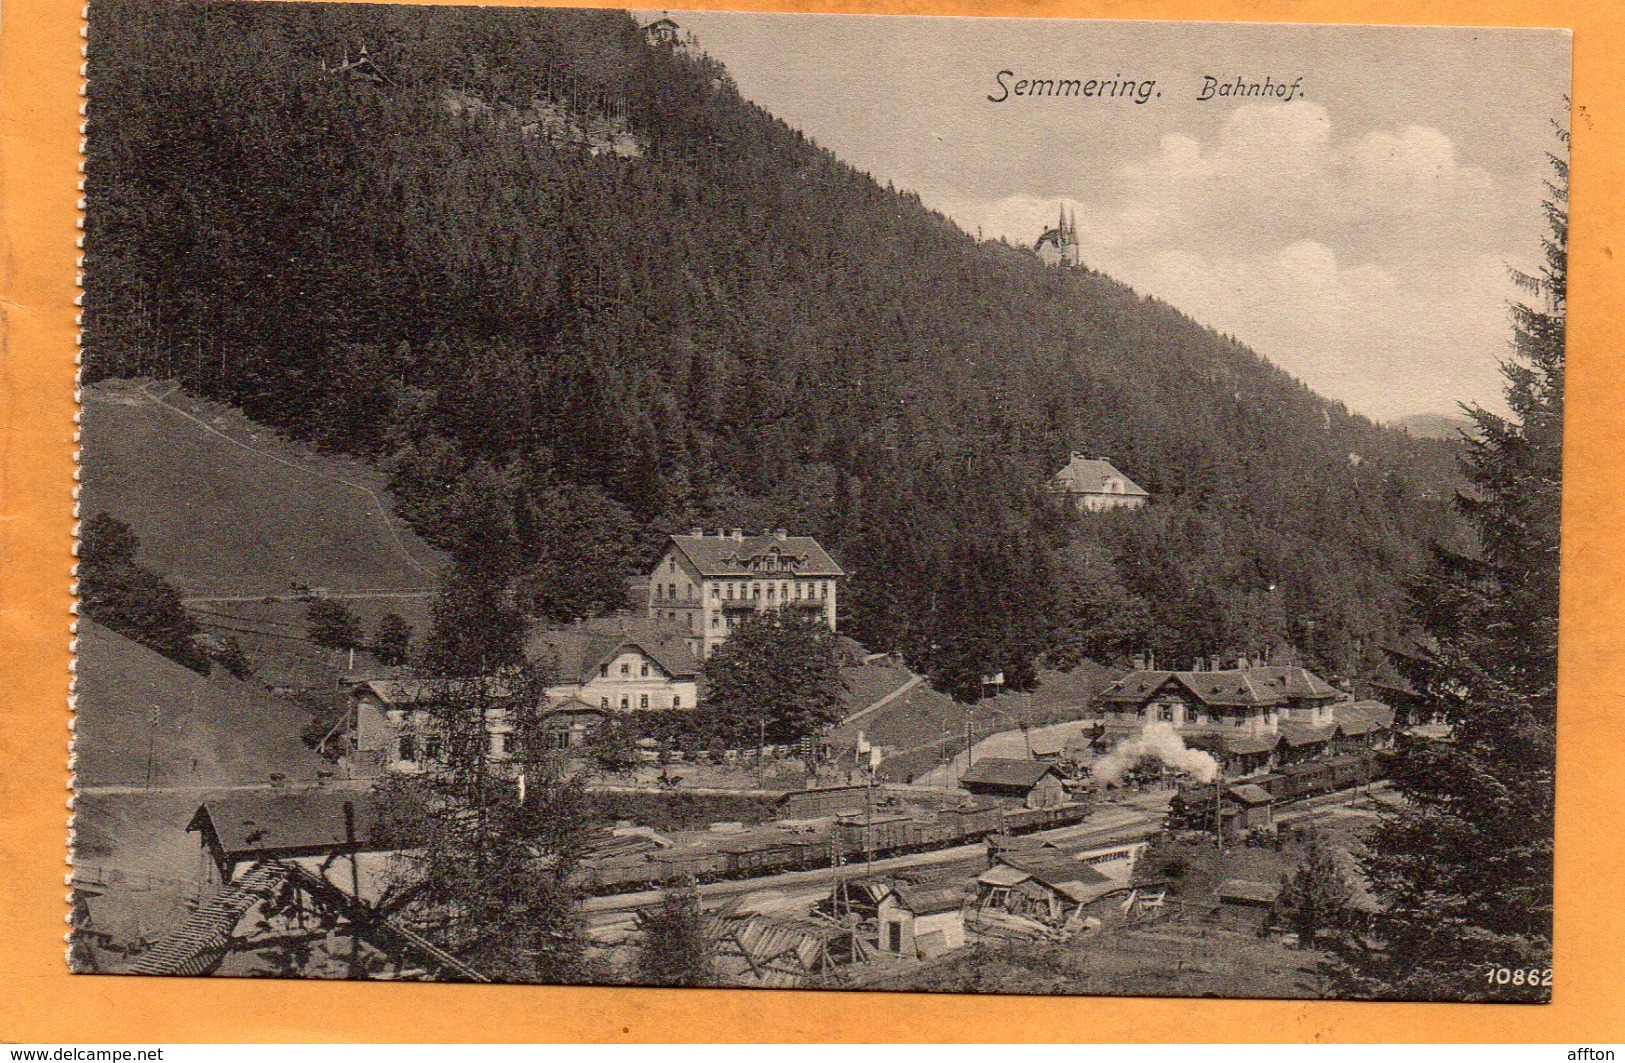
top-left (1331, 125), bottom-right (1566, 1002)
top-left (376, 553), bottom-right (589, 983)
top-left (1279, 830), bottom-right (1352, 946)
top-left (636, 881), bottom-right (713, 987)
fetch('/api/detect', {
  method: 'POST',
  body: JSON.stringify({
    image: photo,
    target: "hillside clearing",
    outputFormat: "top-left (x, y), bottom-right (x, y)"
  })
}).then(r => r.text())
top-left (74, 621), bottom-right (331, 789)
top-left (79, 379), bottom-right (442, 597)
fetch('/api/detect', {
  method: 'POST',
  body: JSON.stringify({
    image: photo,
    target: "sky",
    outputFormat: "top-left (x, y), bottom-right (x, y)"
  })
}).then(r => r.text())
top-left (646, 12), bottom-right (1570, 422)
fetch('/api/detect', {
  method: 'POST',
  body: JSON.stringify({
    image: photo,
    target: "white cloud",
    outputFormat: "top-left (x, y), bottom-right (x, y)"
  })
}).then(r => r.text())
top-left (930, 102), bottom-right (1525, 419)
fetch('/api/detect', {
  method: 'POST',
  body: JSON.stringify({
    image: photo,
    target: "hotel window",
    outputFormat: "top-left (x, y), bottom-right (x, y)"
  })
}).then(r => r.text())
top-left (711, 585), bottom-right (719, 599)
top-left (621, 663), bottom-right (630, 677)
top-left (620, 696), bottom-right (630, 710)
top-left (654, 584), bottom-right (662, 599)
top-left (1156, 705), bottom-right (1174, 722)
top-left (781, 582), bottom-right (788, 600)
top-left (424, 735), bottom-right (442, 760)
top-left (640, 694), bottom-right (650, 709)
top-left (600, 664), bottom-right (608, 678)
top-left (794, 583), bottom-right (802, 599)
top-left (726, 583), bottom-right (734, 600)
top-left (753, 584), bottom-right (761, 600)
top-left (821, 582), bottom-right (829, 599)
top-left (668, 583), bottom-right (677, 599)
top-left (398, 734), bottom-right (417, 762)
top-left (672, 694), bottom-right (681, 709)
top-left (641, 663), bottom-right (650, 677)
top-left (601, 697), bottom-right (609, 710)
top-left (711, 616), bottom-right (719, 629)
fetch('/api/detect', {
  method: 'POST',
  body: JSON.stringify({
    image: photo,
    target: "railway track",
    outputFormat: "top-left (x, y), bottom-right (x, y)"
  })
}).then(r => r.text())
top-left (581, 803), bottom-right (1169, 924)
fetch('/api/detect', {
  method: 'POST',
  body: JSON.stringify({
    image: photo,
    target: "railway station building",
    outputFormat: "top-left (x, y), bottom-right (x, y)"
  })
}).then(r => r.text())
top-left (1095, 661), bottom-right (1394, 776)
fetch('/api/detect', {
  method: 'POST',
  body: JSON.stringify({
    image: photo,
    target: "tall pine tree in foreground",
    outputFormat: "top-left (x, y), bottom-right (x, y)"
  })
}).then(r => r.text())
top-left (375, 554), bottom-right (590, 983)
top-left (1331, 124), bottom-right (1566, 1002)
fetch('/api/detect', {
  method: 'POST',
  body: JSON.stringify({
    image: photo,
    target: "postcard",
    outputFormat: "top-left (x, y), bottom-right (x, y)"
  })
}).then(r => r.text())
top-left (71, 0), bottom-right (1569, 1004)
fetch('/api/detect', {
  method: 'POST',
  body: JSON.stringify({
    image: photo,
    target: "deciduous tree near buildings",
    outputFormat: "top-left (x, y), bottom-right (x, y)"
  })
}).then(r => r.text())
top-left (306, 597), bottom-right (362, 651)
top-left (78, 511), bottom-right (208, 672)
top-left (702, 610), bottom-right (844, 745)
top-left (372, 611), bottom-right (413, 666)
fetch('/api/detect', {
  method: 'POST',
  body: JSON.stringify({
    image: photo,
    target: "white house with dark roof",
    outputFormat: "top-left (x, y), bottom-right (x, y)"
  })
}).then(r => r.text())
top-left (649, 529), bottom-right (845, 657)
top-left (526, 615), bottom-right (699, 716)
top-left (1049, 453), bottom-right (1149, 512)
top-left (350, 615), bottom-right (701, 770)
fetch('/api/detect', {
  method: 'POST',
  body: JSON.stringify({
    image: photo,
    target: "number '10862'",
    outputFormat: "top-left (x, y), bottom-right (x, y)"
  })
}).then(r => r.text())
top-left (1486, 967), bottom-right (1552, 986)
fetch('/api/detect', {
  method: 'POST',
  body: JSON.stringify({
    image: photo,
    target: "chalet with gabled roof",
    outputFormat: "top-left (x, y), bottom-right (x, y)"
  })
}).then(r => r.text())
top-left (650, 528), bottom-right (845, 657)
top-left (1096, 661), bottom-right (1393, 775)
top-left (525, 614), bottom-right (699, 718)
top-left (1049, 453), bottom-right (1149, 512)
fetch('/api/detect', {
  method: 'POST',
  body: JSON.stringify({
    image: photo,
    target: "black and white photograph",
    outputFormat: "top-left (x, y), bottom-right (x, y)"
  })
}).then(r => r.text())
top-left (72, 1), bottom-right (1568, 1004)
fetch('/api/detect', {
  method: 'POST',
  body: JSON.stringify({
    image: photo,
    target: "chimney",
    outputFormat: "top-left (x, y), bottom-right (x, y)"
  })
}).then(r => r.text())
top-left (688, 527), bottom-right (703, 538)
top-left (775, 528), bottom-right (787, 541)
top-left (1210, 654), bottom-right (1222, 672)
top-left (730, 528), bottom-right (743, 542)
top-left (1132, 654), bottom-right (1146, 671)
top-left (1236, 657), bottom-right (1249, 671)
top-left (717, 528), bottom-right (726, 539)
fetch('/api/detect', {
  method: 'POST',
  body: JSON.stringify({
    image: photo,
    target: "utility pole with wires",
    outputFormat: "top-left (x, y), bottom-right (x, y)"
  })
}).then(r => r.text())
top-left (145, 703), bottom-right (160, 789)
top-left (757, 718), bottom-right (767, 789)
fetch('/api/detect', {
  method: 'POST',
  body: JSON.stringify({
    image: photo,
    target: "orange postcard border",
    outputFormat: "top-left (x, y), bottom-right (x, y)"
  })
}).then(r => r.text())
top-left (3, 0), bottom-right (1621, 1043)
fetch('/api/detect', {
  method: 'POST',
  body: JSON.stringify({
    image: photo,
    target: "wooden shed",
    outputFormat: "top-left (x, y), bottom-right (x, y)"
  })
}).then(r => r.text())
top-left (1216, 878), bottom-right (1281, 933)
top-left (877, 884), bottom-right (967, 959)
top-left (960, 758), bottom-right (1067, 809)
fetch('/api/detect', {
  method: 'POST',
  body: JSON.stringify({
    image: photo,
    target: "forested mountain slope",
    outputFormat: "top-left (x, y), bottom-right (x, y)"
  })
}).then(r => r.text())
top-left (83, 1), bottom-right (1463, 698)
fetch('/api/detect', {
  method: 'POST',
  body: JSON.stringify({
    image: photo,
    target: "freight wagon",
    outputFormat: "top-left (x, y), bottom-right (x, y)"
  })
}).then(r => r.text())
top-left (573, 801), bottom-right (1091, 897)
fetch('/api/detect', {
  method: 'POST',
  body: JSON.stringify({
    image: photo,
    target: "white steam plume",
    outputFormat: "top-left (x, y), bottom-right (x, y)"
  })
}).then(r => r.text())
top-left (1092, 721), bottom-right (1220, 785)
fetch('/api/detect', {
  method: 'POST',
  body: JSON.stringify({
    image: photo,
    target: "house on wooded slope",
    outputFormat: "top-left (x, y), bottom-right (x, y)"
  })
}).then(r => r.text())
top-left (649, 528), bottom-right (844, 659)
top-left (641, 17), bottom-right (682, 45)
top-left (1048, 453), bottom-right (1149, 512)
top-left (526, 615), bottom-right (699, 720)
top-left (1034, 206), bottom-right (1081, 268)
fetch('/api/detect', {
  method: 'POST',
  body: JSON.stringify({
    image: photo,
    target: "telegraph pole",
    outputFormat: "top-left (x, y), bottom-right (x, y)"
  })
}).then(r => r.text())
top-left (145, 704), bottom-right (159, 789)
